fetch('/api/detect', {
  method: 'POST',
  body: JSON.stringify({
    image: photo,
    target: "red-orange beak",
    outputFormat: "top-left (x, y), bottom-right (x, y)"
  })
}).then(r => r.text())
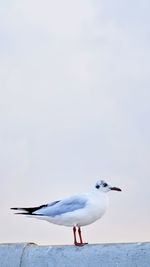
top-left (110, 187), bottom-right (122, 192)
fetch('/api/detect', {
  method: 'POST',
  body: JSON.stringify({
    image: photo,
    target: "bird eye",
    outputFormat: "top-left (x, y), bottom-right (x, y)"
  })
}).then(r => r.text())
top-left (103, 183), bottom-right (108, 187)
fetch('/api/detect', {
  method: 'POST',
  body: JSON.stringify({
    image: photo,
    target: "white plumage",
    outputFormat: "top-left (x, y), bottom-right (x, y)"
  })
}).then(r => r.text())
top-left (11, 179), bottom-right (121, 246)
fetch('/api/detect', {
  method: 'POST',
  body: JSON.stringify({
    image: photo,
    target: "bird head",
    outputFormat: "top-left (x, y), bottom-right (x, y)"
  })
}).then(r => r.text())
top-left (95, 180), bottom-right (122, 193)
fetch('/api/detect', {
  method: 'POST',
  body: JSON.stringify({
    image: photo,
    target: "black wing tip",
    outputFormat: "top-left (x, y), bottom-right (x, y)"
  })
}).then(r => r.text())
top-left (10, 204), bottom-right (49, 215)
top-left (10, 207), bottom-right (28, 215)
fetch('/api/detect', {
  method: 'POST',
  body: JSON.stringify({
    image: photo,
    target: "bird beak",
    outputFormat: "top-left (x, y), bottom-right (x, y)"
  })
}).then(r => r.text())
top-left (110, 187), bottom-right (122, 192)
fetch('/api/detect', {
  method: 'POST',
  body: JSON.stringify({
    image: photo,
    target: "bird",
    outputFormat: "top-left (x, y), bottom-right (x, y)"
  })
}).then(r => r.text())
top-left (11, 180), bottom-right (121, 246)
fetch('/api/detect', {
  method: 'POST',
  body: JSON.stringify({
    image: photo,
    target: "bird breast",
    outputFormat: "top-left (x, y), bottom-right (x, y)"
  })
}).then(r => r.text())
top-left (86, 192), bottom-right (109, 222)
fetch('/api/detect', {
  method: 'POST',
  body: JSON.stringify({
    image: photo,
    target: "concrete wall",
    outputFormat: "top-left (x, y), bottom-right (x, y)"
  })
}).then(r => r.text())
top-left (0, 242), bottom-right (150, 267)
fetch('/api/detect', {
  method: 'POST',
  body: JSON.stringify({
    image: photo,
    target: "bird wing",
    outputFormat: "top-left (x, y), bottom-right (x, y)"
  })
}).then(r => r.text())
top-left (11, 200), bottom-right (60, 215)
top-left (11, 195), bottom-right (87, 217)
top-left (34, 195), bottom-right (87, 217)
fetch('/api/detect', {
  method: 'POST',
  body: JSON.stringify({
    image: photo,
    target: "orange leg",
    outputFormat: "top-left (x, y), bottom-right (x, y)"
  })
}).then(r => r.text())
top-left (78, 227), bottom-right (88, 246)
top-left (73, 226), bottom-right (88, 246)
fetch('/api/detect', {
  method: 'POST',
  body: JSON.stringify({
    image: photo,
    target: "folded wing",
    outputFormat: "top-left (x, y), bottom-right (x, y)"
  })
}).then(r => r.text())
top-left (11, 196), bottom-right (87, 217)
top-left (11, 200), bottom-right (60, 215)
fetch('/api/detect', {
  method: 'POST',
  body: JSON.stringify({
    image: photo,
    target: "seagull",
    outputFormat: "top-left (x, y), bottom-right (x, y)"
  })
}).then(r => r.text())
top-left (11, 180), bottom-right (121, 246)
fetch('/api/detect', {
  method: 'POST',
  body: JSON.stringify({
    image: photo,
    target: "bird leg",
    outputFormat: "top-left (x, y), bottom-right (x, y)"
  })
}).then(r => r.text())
top-left (73, 226), bottom-right (78, 245)
top-left (78, 227), bottom-right (83, 243)
top-left (78, 227), bottom-right (88, 246)
top-left (73, 226), bottom-right (88, 246)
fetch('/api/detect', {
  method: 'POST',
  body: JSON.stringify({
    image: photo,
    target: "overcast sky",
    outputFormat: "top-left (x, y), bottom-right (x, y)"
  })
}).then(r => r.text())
top-left (0, 0), bottom-right (150, 245)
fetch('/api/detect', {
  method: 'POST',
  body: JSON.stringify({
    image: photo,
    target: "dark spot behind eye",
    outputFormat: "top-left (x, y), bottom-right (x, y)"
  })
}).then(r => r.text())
top-left (103, 183), bottom-right (108, 187)
top-left (96, 184), bottom-right (100, 189)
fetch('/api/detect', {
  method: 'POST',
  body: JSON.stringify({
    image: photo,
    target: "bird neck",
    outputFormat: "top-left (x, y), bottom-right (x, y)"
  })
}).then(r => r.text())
top-left (92, 188), bottom-right (107, 197)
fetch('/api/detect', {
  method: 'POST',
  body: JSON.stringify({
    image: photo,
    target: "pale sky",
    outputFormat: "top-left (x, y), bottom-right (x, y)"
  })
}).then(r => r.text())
top-left (0, 0), bottom-right (150, 245)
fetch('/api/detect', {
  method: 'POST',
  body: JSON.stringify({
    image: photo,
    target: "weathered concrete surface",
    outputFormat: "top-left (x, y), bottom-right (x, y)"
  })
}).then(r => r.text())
top-left (0, 242), bottom-right (150, 267)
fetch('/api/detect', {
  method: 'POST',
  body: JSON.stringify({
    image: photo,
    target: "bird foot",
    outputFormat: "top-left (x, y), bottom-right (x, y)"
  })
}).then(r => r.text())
top-left (74, 242), bottom-right (88, 247)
